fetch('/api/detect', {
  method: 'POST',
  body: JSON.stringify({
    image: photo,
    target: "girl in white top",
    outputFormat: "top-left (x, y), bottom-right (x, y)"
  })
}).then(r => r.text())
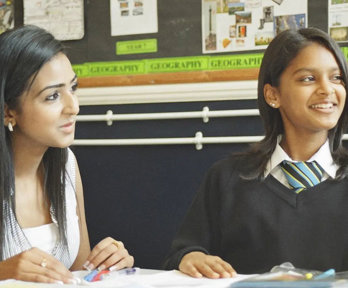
top-left (0, 25), bottom-right (134, 284)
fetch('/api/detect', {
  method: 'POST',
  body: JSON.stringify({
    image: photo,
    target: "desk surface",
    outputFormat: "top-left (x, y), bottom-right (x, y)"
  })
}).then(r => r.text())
top-left (0, 269), bottom-right (254, 288)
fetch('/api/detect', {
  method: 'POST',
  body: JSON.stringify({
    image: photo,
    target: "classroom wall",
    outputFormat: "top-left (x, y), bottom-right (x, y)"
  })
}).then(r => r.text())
top-left (72, 98), bottom-right (264, 269)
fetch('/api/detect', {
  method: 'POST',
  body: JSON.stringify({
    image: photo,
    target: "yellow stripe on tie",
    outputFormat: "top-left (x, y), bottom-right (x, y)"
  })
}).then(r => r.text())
top-left (303, 162), bottom-right (320, 183)
top-left (281, 167), bottom-right (305, 188)
top-left (289, 163), bottom-right (313, 186)
top-left (312, 162), bottom-right (324, 177)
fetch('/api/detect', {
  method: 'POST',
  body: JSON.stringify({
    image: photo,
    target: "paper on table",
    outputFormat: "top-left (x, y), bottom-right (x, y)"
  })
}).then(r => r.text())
top-left (0, 269), bottom-right (256, 288)
top-left (73, 269), bottom-right (256, 288)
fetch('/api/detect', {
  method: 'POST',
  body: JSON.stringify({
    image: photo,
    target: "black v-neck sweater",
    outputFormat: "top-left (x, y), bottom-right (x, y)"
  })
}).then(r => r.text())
top-left (163, 156), bottom-right (348, 274)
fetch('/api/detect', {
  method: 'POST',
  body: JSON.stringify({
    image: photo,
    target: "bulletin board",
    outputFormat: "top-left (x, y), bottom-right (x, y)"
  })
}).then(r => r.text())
top-left (13, 0), bottom-right (347, 88)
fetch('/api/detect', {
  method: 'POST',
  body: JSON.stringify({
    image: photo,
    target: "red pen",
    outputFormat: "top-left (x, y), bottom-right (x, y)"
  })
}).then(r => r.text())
top-left (91, 269), bottom-right (110, 282)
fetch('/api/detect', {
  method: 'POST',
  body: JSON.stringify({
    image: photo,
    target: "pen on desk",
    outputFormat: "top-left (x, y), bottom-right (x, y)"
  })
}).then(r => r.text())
top-left (313, 269), bottom-right (335, 280)
top-left (110, 267), bottom-right (137, 275)
top-left (92, 270), bottom-right (110, 282)
top-left (83, 269), bottom-right (99, 282)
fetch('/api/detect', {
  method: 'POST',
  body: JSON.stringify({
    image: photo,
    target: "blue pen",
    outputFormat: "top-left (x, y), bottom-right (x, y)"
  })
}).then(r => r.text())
top-left (314, 269), bottom-right (335, 280)
top-left (84, 269), bottom-right (99, 282)
top-left (113, 267), bottom-right (137, 275)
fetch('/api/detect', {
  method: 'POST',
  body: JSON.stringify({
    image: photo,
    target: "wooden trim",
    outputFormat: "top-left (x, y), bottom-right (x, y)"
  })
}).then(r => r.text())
top-left (77, 68), bottom-right (260, 88)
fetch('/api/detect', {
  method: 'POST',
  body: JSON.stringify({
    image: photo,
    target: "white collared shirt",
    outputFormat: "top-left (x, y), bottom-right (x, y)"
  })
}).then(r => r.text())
top-left (264, 136), bottom-right (338, 188)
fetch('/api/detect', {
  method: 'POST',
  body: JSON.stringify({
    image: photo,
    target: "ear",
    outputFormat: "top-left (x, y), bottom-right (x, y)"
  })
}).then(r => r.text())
top-left (4, 104), bottom-right (16, 128)
top-left (264, 83), bottom-right (280, 109)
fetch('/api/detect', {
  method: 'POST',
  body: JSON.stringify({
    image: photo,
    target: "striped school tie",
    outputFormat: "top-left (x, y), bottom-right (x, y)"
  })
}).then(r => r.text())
top-left (280, 161), bottom-right (324, 193)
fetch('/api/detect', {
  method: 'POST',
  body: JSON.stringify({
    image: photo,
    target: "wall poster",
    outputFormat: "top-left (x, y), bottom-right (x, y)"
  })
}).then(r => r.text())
top-left (110, 0), bottom-right (158, 36)
top-left (328, 0), bottom-right (348, 43)
top-left (23, 0), bottom-right (84, 41)
top-left (0, 0), bottom-right (14, 34)
top-left (202, 0), bottom-right (307, 53)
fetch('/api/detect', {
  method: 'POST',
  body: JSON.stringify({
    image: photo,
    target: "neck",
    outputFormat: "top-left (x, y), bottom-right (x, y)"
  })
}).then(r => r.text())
top-left (11, 136), bottom-right (47, 178)
top-left (280, 131), bottom-right (328, 161)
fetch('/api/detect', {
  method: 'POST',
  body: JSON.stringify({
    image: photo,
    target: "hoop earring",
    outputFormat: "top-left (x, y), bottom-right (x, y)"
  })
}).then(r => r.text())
top-left (8, 122), bottom-right (13, 132)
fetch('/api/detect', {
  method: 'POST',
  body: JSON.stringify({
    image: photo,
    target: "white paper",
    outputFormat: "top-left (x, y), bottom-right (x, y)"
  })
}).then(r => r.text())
top-left (23, 0), bottom-right (84, 41)
top-left (328, 0), bottom-right (348, 43)
top-left (0, 0), bottom-right (14, 34)
top-left (110, 0), bottom-right (158, 36)
top-left (202, 0), bottom-right (307, 53)
top-left (0, 269), bottom-right (256, 288)
top-left (71, 269), bottom-right (255, 288)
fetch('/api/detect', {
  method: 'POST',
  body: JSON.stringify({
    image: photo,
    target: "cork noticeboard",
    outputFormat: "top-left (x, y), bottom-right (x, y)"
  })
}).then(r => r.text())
top-left (14, 0), bottom-right (346, 88)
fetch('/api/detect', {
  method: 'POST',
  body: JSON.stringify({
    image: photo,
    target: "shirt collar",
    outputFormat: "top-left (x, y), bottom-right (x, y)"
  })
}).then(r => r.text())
top-left (265, 136), bottom-right (338, 179)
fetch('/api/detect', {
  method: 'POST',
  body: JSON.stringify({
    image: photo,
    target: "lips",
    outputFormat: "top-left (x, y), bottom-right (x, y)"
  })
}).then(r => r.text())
top-left (59, 121), bottom-right (76, 134)
top-left (60, 122), bottom-right (74, 128)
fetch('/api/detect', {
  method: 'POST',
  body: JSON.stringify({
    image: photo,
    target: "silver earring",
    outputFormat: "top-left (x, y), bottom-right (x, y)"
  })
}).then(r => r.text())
top-left (270, 103), bottom-right (276, 107)
top-left (8, 122), bottom-right (13, 132)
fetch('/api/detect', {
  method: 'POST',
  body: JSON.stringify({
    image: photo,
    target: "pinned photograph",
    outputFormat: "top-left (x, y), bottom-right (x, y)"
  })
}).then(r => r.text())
top-left (263, 6), bottom-right (274, 22)
top-left (255, 31), bottom-right (274, 45)
top-left (229, 25), bottom-right (236, 38)
top-left (134, 0), bottom-right (143, 7)
top-left (330, 26), bottom-right (348, 42)
top-left (121, 10), bottom-right (129, 16)
top-left (228, 2), bottom-right (244, 15)
top-left (217, 0), bottom-right (229, 13)
top-left (0, 0), bottom-right (14, 34)
top-left (204, 2), bottom-right (217, 51)
top-left (235, 11), bottom-right (252, 24)
top-left (238, 25), bottom-right (247, 37)
top-left (274, 14), bottom-right (305, 35)
top-left (132, 8), bottom-right (143, 16)
top-left (120, 2), bottom-right (129, 8)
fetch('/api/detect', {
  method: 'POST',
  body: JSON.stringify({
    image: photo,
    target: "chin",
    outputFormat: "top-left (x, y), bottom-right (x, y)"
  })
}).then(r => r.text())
top-left (54, 139), bottom-right (75, 148)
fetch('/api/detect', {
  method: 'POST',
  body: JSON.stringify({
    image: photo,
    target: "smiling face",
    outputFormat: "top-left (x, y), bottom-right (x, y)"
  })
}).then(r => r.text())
top-left (8, 52), bottom-right (79, 150)
top-left (268, 42), bottom-right (346, 139)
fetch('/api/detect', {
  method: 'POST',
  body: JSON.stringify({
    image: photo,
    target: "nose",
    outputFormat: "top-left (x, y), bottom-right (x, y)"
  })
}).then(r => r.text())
top-left (317, 77), bottom-right (334, 96)
top-left (63, 92), bottom-right (80, 115)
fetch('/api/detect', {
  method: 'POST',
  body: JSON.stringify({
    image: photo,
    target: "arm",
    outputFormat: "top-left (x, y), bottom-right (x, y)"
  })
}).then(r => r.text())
top-left (163, 160), bottom-right (236, 278)
top-left (69, 158), bottom-right (91, 270)
top-left (0, 248), bottom-right (74, 284)
top-left (70, 158), bottom-right (134, 271)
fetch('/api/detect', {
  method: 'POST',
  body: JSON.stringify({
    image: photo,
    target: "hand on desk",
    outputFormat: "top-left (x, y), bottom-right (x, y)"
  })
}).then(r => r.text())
top-left (0, 247), bottom-right (74, 284)
top-left (179, 251), bottom-right (236, 279)
top-left (83, 237), bottom-right (134, 271)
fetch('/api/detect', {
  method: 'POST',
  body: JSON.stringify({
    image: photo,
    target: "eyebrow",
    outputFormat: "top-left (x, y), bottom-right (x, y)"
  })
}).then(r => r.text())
top-left (292, 66), bottom-right (340, 75)
top-left (36, 74), bottom-right (77, 96)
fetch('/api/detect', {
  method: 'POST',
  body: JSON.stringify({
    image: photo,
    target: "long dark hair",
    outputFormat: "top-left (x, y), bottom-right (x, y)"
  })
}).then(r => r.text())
top-left (239, 27), bottom-right (348, 180)
top-left (0, 25), bottom-right (68, 259)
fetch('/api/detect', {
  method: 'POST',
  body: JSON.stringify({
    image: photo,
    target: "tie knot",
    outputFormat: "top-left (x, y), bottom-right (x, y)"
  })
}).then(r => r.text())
top-left (280, 161), bottom-right (324, 193)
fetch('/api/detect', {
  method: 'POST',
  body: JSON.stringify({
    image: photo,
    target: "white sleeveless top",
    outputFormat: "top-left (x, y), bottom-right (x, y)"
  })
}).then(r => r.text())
top-left (22, 149), bottom-right (80, 268)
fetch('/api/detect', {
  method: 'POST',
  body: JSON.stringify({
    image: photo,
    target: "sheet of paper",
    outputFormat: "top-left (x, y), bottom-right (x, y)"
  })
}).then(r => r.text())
top-left (328, 0), bottom-right (348, 43)
top-left (202, 0), bottom-right (307, 53)
top-left (73, 269), bottom-right (256, 288)
top-left (110, 0), bottom-right (158, 36)
top-left (23, 0), bottom-right (84, 41)
top-left (0, 269), bottom-right (256, 288)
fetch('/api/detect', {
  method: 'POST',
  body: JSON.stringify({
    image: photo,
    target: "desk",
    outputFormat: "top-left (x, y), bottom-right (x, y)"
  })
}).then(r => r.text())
top-left (0, 269), bottom-right (254, 288)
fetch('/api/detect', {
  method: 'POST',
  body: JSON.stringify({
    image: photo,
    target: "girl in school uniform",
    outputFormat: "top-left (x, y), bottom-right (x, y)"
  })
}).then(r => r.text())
top-left (0, 25), bottom-right (133, 284)
top-left (163, 27), bottom-right (348, 278)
